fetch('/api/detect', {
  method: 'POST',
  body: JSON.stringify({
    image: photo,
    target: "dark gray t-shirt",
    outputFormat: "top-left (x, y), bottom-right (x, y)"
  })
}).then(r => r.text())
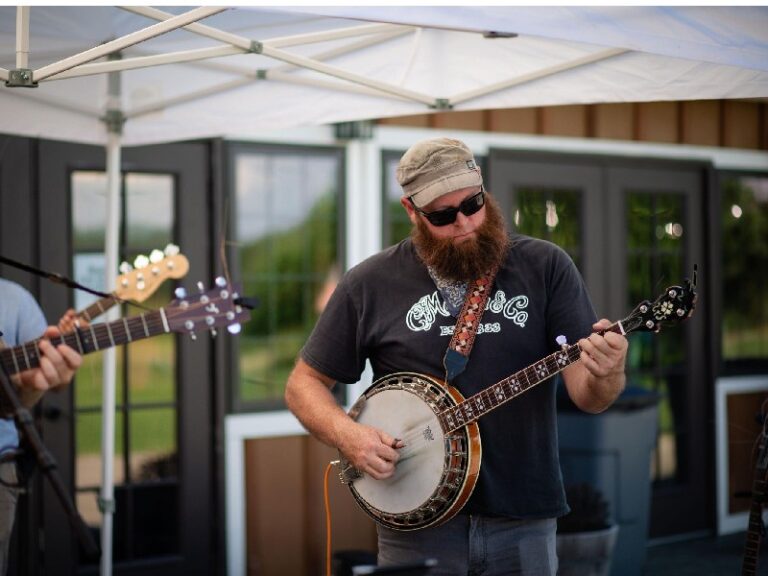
top-left (301, 234), bottom-right (597, 519)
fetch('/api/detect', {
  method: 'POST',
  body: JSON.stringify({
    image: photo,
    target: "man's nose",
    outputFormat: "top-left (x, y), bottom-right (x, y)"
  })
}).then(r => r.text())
top-left (454, 210), bottom-right (471, 227)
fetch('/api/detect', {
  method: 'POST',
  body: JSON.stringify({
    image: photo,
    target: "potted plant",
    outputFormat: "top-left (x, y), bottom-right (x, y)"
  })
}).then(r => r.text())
top-left (557, 483), bottom-right (620, 576)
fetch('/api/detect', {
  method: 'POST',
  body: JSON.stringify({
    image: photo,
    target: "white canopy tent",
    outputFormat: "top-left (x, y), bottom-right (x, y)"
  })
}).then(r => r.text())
top-left (1, 6), bottom-right (767, 147)
top-left (1, 6), bottom-right (767, 575)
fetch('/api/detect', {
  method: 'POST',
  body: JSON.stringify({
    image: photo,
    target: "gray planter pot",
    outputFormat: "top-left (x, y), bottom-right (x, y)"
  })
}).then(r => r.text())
top-left (556, 524), bottom-right (620, 576)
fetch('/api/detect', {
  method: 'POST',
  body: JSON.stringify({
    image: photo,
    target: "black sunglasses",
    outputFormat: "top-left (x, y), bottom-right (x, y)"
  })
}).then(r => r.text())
top-left (409, 187), bottom-right (486, 227)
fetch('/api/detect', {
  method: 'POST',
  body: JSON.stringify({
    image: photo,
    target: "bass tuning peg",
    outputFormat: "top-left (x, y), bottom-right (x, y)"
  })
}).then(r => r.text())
top-left (149, 249), bottom-right (164, 263)
top-left (134, 254), bottom-right (149, 269)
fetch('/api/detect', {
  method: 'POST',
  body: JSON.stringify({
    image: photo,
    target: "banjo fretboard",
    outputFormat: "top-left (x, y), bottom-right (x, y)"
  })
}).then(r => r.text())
top-left (439, 324), bottom-right (622, 434)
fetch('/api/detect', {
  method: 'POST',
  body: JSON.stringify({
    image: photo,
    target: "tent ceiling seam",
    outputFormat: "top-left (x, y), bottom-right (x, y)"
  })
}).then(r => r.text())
top-left (127, 77), bottom-right (253, 119)
top-left (1, 87), bottom-right (100, 119)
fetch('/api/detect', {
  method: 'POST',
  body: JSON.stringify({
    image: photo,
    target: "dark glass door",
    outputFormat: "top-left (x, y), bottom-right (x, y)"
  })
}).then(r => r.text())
top-left (607, 166), bottom-right (708, 538)
top-left (30, 140), bottom-right (217, 576)
top-left (489, 150), bottom-right (710, 538)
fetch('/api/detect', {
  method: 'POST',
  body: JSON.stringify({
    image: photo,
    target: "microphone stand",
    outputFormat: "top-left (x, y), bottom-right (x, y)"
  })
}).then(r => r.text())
top-left (0, 363), bottom-right (100, 561)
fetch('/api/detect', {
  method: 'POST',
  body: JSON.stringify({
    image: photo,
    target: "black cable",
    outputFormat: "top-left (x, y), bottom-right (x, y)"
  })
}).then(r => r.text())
top-left (0, 254), bottom-right (113, 300)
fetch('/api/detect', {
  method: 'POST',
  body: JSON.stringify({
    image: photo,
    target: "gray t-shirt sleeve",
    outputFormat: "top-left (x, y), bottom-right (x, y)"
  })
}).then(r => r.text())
top-left (544, 244), bottom-right (597, 347)
top-left (300, 278), bottom-right (367, 384)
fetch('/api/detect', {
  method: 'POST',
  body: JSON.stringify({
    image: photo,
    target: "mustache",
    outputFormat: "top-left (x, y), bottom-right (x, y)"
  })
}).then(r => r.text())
top-left (412, 194), bottom-right (509, 282)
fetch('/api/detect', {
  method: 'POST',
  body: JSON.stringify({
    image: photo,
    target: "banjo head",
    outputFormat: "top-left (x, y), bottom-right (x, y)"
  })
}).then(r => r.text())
top-left (353, 386), bottom-right (445, 514)
top-left (346, 372), bottom-right (480, 531)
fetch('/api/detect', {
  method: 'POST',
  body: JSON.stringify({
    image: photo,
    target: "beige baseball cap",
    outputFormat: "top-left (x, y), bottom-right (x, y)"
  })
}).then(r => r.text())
top-left (396, 137), bottom-right (482, 209)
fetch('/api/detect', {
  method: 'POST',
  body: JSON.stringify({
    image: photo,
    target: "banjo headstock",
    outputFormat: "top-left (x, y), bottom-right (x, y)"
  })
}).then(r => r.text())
top-left (620, 265), bottom-right (698, 335)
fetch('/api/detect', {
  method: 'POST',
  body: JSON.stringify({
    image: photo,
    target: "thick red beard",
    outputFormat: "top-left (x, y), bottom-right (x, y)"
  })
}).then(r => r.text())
top-left (412, 193), bottom-right (510, 282)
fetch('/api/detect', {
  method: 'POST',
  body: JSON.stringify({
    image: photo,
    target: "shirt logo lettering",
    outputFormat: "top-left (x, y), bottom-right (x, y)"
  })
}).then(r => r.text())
top-left (406, 289), bottom-right (529, 333)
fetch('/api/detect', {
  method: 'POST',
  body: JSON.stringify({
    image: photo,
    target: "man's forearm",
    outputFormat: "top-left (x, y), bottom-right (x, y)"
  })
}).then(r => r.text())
top-left (582, 369), bottom-right (625, 413)
top-left (564, 363), bottom-right (625, 414)
top-left (285, 361), bottom-right (351, 449)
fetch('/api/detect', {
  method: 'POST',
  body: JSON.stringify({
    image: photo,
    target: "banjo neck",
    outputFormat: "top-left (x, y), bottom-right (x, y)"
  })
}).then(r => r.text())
top-left (438, 322), bottom-right (624, 434)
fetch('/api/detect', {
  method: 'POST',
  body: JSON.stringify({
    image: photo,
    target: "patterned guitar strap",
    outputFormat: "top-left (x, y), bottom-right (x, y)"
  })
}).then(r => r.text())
top-left (443, 263), bottom-right (499, 384)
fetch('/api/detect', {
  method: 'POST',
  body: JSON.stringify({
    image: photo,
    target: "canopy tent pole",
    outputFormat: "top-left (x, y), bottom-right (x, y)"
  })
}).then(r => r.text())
top-left (99, 60), bottom-right (124, 576)
top-left (14, 6), bottom-right (29, 69)
top-left (450, 46), bottom-right (629, 106)
top-left (47, 27), bottom-right (413, 80)
top-left (49, 46), bottom-right (246, 80)
top-left (258, 43), bottom-right (437, 105)
top-left (33, 6), bottom-right (226, 81)
top-left (127, 70), bottom-right (416, 122)
top-left (21, 4), bottom-right (429, 113)
top-left (114, 6), bottom-right (436, 106)
top-left (124, 5), bottom-right (409, 50)
top-left (0, 7), bottom-right (29, 83)
top-left (123, 29), bottom-right (417, 119)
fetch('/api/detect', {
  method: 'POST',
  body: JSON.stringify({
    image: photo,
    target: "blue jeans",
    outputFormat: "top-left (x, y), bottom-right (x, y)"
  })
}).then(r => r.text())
top-left (377, 514), bottom-right (558, 576)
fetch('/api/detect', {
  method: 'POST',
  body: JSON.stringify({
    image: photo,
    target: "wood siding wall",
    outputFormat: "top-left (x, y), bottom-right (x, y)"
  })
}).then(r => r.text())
top-left (378, 100), bottom-right (768, 150)
top-left (245, 436), bottom-right (377, 576)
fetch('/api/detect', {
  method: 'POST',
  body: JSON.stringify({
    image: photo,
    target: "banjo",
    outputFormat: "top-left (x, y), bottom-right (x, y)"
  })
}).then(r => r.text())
top-left (339, 272), bottom-right (698, 531)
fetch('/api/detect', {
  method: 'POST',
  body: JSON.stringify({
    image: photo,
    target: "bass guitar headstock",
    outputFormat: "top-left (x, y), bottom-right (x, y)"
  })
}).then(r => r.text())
top-left (116, 244), bottom-right (189, 303)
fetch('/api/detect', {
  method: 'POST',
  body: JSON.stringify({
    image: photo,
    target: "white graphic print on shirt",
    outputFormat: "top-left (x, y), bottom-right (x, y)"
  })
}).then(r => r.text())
top-left (405, 289), bottom-right (529, 333)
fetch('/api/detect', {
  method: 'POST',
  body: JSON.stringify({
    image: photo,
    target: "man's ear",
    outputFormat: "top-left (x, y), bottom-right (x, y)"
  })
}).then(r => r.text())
top-left (401, 196), bottom-right (419, 225)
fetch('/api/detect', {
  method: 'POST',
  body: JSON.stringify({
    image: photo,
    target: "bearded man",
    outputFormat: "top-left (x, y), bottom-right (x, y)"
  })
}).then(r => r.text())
top-left (285, 137), bottom-right (627, 576)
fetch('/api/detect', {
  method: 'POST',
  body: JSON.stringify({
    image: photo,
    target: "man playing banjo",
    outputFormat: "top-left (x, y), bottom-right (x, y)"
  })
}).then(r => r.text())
top-left (285, 137), bottom-right (628, 575)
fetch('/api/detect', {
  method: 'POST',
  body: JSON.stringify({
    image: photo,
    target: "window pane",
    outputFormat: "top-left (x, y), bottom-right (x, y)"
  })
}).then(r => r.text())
top-left (625, 190), bottom-right (686, 483)
top-left (75, 410), bottom-right (125, 489)
top-left (76, 490), bottom-right (101, 530)
top-left (72, 171), bottom-right (108, 313)
top-left (234, 147), bottom-right (341, 409)
top-left (129, 407), bottom-right (177, 482)
top-left (513, 188), bottom-right (583, 269)
top-left (721, 175), bottom-right (768, 364)
top-left (125, 173), bottom-right (174, 249)
top-left (383, 154), bottom-right (411, 246)
top-left (74, 349), bottom-right (125, 409)
top-left (128, 332), bottom-right (176, 405)
top-left (72, 171), bottom-right (108, 253)
top-left (627, 193), bottom-right (653, 250)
